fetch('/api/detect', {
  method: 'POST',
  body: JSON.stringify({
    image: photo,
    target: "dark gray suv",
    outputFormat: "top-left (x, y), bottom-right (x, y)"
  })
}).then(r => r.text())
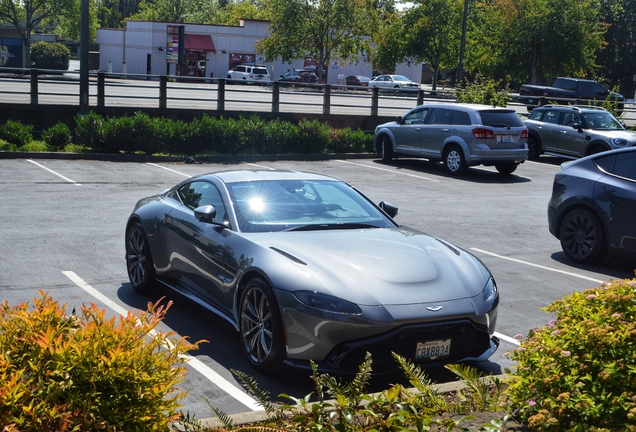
top-left (373, 103), bottom-right (529, 175)
top-left (524, 105), bottom-right (636, 160)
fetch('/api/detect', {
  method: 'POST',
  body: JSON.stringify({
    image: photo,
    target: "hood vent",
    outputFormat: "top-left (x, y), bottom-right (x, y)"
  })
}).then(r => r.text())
top-left (270, 247), bottom-right (307, 265)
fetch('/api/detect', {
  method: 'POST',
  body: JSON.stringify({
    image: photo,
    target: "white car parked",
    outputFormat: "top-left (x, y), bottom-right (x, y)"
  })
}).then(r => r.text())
top-left (368, 75), bottom-right (420, 92)
top-left (226, 65), bottom-right (271, 84)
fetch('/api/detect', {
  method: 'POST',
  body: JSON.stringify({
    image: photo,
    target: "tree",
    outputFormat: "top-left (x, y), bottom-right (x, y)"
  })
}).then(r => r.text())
top-left (366, 1), bottom-right (404, 73)
top-left (399, 0), bottom-right (462, 90)
top-left (53, 0), bottom-right (100, 42)
top-left (0, 0), bottom-right (75, 67)
top-left (256, 0), bottom-right (375, 82)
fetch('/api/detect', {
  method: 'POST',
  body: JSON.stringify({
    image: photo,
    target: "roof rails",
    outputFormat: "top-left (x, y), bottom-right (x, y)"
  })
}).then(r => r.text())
top-left (539, 104), bottom-right (608, 111)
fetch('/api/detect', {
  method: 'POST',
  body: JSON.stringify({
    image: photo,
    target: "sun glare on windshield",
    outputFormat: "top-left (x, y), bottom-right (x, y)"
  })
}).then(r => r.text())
top-left (248, 197), bottom-right (265, 212)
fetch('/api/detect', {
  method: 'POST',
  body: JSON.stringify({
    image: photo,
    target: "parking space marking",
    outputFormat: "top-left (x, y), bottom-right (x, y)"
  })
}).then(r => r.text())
top-left (27, 159), bottom-right (82, 185)
top-left (494, 332), bottom-right (520, 346)
top-left (62, 270), bottom-right (263, 412)
top-left (469, 248), bottom-right (605, 284)
top-left (335, 160), bottom-right (440, 182)
top-left (147, 163), bottom-right (190, 177)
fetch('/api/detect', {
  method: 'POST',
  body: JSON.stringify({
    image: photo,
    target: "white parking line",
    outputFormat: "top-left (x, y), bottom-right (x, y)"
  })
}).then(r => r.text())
top-left (495, 332), bottom-right (520, 346)
top-left (147, 163), bottom-right (190, 177)
top-left (62, 270), bottom-right (262, 412)
top-left (27, 159), bottom-right (82, 185)
top-left (469, 248), bottom-right (605, 284)
top-left (336, 160), bottom-right (440, 182)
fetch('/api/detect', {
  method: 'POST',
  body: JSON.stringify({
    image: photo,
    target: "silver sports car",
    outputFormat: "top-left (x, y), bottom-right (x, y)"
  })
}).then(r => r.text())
top-left (125, 170), bottom-right (499, 373)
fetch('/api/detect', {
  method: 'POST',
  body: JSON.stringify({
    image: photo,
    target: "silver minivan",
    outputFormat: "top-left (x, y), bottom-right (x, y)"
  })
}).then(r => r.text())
top-left (373, 103), bottom-right (529, 175)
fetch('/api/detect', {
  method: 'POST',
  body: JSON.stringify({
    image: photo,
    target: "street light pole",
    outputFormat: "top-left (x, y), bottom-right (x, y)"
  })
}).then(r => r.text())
top-left (79, 0), bottom-right (89, 114)
top-left (457, 0), bottom-right (469, 86)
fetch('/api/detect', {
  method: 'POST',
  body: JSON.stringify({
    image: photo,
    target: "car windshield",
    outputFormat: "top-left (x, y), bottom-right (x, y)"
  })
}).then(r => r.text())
top-left (583, 112), bottom-right (624, 130)
top-left (478, 110), bottom-right (525, 127)
top-left (393, 76), bottom-right (410, 82)
top-left (227, 180), bottom-right (394, 233)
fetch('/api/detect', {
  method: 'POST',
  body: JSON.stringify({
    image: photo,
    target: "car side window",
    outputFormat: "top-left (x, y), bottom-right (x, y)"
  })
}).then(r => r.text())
top-left (543, 110), bottom-right (560, 125)
top-left (427, 108), bottom-right (452, 125)
top-left (235, 66), bottom-right (245, 73)
top-left (595, 154), bottom-right (616, 173)
top-left (612, 153), bottom-right (636, 181)
top-left (177, 181), bottom-right (227, 221)
top-left (561, 112), bottom-right (581, 126)
top-left (451, 110), bottom-right (471, 126)
top-left (529, 110), bottom-right (543, 120)
top-left (403, 108), bottom-right (428, 125)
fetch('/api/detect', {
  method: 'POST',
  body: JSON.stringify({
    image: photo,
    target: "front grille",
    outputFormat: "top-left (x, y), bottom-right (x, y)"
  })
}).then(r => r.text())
top-left (325, 320), bottom-right (491, 371)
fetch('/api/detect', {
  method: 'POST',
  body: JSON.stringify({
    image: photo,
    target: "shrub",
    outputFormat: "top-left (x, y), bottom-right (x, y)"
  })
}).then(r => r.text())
top-left (506, 278), bottom-right (636, 431)
top-left (601, 85), bottom-right (623, 119)
top-left (0, 120), bottom-right (33, 147)
top-left (20, 141), bottom-right (48, 152)
top-left (328, 128), bottom-right (372, 153)
top-left (42, 122), bottom-right (73, 151)
top-left (0, 292), bottom-right (203, 431)
top-left (74, 111), bottom-right (105, 150)
top-left (30, 41), bottom-right (70, 71)
top-left (296, 119), bottom-right (331, 154)
top-left (455, 76), bottom-right (510, 107)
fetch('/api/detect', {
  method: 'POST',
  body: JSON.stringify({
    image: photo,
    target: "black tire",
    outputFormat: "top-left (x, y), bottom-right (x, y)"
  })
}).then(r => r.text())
top-left (495, 163), bottom-right (519, 175)
top-left (527, 135), bottom-right (541, 160)
top-left (444, 145), bottom-right (467, 175)
top-left (559, 208), bottom-right (607, 264)
top-left (126, 222), bottom-right (157, 293)
top-left (239, 278), bottom-right (285, 373)
top-left (381, 135), bottom-right (393, 162)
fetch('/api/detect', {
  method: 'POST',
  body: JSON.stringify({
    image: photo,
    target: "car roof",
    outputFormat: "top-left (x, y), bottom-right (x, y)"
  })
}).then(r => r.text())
top-left (535, 105), bottom-right (608, 113)
top-left (190, 170), bottom-right (337, 184)
top-left (412, 103), bottom-right (515, 112)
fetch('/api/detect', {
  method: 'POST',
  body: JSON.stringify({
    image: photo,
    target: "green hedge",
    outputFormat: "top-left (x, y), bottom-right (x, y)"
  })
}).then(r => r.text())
top-left (30, 41), bottom-right (71, 71)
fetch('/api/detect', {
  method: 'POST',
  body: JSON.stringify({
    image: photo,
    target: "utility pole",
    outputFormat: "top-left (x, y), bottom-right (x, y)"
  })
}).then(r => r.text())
top-left (457, 0), bottom-right (469, 86)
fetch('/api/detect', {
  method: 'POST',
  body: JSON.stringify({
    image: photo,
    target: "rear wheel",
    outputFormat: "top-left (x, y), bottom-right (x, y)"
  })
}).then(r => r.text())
top-left (381, 136), bottom-right (393, 162)
top-left (495, 163), bottom-right (519, 175)
top-left (559, 209), bottom-right (607, 264)
top-left (444, 145), bottom-right (467, 175)
top-left (528, 135), bottom-right (541, 160)
top-left (239, 278), bottom-right (285, 373)
top-left (126, 222), bottom-right (157, 293)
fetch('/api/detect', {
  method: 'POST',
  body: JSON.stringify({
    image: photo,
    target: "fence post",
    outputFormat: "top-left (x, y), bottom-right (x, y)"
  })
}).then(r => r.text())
top-left (417, 89), bottom-right (424, 106)
top-left (371, 87), bottom-right (379, 117)
top-left (97, 72), bottom-right (105, 108)
top-left (217, 78), bottom-right (225, 112)
top-left (159, 75), bottom-right (167, 109)
top-left (30, 69), bottom-right (38, 105)
top-left (272, 81), bottom-right (280, 114)
top-left (323, 84), bottom-right (331, 116)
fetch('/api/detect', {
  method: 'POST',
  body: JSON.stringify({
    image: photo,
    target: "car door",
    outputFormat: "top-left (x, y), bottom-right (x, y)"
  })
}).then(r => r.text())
top-left (391, 107), bottom-right (430, 155)
top-left (420, 107), bottom-right (452, 158)
top-left (536, 109), bottom-right (562, 152)
top-left (593, 152), bottom-right (636, 255)
top-left (557, 111), bottom-right (587, 157)
top-left (164, 180), bottom-right (231, 309)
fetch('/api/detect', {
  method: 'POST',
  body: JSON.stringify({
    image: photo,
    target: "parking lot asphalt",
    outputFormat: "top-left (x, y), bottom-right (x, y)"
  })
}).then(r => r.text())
top-left (2, 150), bottom-right (633, 421)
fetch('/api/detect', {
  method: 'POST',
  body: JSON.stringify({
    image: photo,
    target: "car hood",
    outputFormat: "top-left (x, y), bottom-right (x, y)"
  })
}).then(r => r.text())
top-left (591, 129), bottom-right (636, 141)
top-left (247, 227), bottom-right (491, 306)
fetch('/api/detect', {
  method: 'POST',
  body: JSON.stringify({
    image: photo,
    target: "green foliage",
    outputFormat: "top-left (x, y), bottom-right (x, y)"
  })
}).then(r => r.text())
top-left (328, 128), bottom-right (373, 153)
top-left (507, 278), bottom-right (636, 431)
top-left (600, 85), bottom-right (623, 119)
top-left (455, 76), bottom-right (510, 107)
top-left (444, 364), bottom-right (507, 413)
top-left (42, 121), bottom-right (73, 151)
top-left (296, 119), bottom-right (331, 154)
top-left (74, 111), bottom-right (105, 150)
top-left (30, 41), bottom-right (71, 71)
top-left (20, 141), bottom-right (48, 152)
top-left (0, 292), bottom-right (204, 431)
top-left (0, 120), bottom-right (33, 147)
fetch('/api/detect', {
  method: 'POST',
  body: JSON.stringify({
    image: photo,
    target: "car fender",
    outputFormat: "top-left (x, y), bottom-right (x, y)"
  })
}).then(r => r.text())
top-left (441, 137), bottom-right (470, 160)
top-left (373, 128), bottom-right (396, 154)
top-left (553, 196), bottom-right (609, 243)
top-left (585, 140), bottom-right (611, 155)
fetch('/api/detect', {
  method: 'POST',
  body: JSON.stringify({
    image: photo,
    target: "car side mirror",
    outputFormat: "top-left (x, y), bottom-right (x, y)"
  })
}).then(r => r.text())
top-left (379, 201), bottom-right (398, 218)
top-left (571, 122), bottom-right (583, 131)
top-left (395, 116), bottom-right (404, 124)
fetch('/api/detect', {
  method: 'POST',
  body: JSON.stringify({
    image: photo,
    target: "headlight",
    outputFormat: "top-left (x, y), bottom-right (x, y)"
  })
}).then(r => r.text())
top-left (482, 278), bottom-right (498, 303)
top-left (293, 291), bottom-right (362, 314)
top-left (611, 138), bottom-right (629, 147)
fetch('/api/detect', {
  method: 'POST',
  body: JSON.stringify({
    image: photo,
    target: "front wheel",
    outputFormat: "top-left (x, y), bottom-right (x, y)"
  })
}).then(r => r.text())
top-left (559, 209), bottom-right (607, 264)
top-left (444, 145), bottom-right (467, 175)
top-left (126, 222), bottom-right (157, 293)
top-left (239, 278), bottom-right (285, 373)
top-left (381, 136), bottom-right (393, 162)
top-left (495, 163), bottom-right (519, 175)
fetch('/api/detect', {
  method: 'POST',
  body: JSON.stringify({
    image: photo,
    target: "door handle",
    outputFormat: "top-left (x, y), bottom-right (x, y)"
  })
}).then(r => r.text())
top-left (441, 128), bottom-right (449, 132)
top-left (414, 128), bottom-right (421, 131)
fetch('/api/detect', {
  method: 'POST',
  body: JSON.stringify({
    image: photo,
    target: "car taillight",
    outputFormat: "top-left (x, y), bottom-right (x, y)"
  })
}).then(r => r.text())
top-left (472, 128), bottom-right (494, 139)
top-left (521, 129), bottom-right (528, 138)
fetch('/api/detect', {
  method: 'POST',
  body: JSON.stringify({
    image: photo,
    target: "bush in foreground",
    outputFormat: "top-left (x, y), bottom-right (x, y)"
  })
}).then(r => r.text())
top-left (30, 41), bottom-right (71, 71)
top-left (0, 292), bottom-right (204, 431)
top-left (0, 120), bottom-right (33, 147)
top-left (507, 278), bottom-right (636, 431)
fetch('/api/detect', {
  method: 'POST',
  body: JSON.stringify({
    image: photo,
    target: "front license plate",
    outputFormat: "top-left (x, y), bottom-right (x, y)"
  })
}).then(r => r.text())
top-left (415, 339), bottom-right (451, 360)
top-left (497, 135), bottom-right (514, 143)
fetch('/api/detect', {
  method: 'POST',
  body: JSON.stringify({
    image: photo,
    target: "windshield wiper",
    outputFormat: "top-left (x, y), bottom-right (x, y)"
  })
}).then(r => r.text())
top-left (284, 223), bottom-right (380, 232)
top-left (492, 123), bottom-right (511, 129)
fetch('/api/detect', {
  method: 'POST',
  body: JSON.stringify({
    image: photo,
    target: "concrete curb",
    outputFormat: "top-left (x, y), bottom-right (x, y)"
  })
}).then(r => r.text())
top-left (0, 150), bottom-right (379, 163)
top-left (194, 374), bottom-right (512, 429)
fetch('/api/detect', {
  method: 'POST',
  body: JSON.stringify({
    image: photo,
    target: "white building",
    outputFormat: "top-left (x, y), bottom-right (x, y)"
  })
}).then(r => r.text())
top-left (96, 19), bottom-right (423, 84)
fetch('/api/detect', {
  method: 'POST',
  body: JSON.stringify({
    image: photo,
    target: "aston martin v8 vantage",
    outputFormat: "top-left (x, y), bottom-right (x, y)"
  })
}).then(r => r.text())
top-left (125, 170), bottom-right (499, 373)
